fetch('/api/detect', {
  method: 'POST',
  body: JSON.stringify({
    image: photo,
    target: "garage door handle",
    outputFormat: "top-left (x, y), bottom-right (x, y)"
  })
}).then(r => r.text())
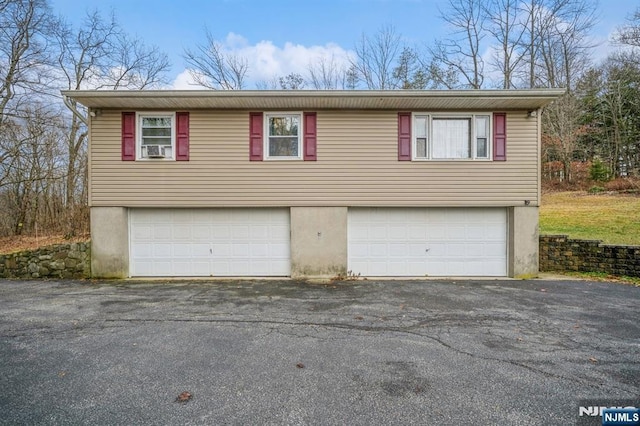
top-left (425, 249), bottom-right (430, 253)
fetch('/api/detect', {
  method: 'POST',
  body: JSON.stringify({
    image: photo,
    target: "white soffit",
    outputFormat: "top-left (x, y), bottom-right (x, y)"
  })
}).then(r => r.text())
top-left (61, 89), bottom-right (565, 111)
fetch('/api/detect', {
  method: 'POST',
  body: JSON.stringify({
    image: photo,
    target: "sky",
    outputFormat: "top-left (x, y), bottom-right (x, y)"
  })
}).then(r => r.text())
top-left (49, 0), bottom-right (637, 89)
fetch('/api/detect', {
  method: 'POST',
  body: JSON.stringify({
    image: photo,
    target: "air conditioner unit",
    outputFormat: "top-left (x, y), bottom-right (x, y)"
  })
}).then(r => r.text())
top-left (146, 145), bottom-right (166, 158)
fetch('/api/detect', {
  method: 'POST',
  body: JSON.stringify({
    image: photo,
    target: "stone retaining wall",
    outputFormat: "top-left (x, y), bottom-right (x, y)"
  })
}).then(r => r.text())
top-left (0, 242), bottom-right (90, 279)
top-left (540, 235), bottom-right (640, 278)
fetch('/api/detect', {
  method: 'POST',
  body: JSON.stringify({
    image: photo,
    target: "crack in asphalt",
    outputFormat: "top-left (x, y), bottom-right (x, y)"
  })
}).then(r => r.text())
top-left (77, 315), bottom-right (637, 396)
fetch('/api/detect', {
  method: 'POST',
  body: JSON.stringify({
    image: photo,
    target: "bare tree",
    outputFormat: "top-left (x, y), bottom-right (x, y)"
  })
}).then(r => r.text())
top-left (351, 25), bottom-right (403, 89)
top-left (0, 104), bottom-right (64, 235)
top-left (54, 11), bottom-right (170, 235)
top-left (428, 0), bottom-right (486, 89)
top-left (542, 0), bottom-right (596, 91)
top-left (519, 0), bottom-right (596, 90)
top-left (108, 33), bottom-right (170, 89)
top-left (615, 7), bottom-right (640, 49)
top-left (183, 29), bottom-right (248, 89)
top-left (307, 55), bottom-right (346, 89)
top-left (484, 0), bottom-right (528, 88)
top-left (542, 93), bottom-right (584, 182)
top-left (255, 77), bottom-right (279, 90)
top-left (0, 0), bottom-right (54, 124)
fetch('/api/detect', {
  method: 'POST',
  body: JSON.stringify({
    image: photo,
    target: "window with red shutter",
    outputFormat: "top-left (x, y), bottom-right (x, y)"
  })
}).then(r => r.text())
top-left (303, 112), bottom-right (317, 161)
top-left (175, 112), bottom-right (189, 161)
top-left (493, 112), bottom-right (507, 161)
top-left (121, 112), bottom-right (136, 161)
top-left (398, 112), bottom-right (411, 161)
top-left (249, 112), bottom-right (263, 161)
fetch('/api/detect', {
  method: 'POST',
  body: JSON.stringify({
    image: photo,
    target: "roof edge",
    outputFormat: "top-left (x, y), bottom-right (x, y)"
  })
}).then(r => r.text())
top-left (61, 88), bottom-right (566, 99)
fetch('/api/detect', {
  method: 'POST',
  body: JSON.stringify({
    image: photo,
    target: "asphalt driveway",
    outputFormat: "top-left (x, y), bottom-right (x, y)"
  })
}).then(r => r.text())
top-left (0, 278), bottom-right (638, 425)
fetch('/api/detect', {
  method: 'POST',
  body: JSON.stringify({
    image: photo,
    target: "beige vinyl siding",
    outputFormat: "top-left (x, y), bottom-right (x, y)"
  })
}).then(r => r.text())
top-left (89, 110), bottom-right (539, 207)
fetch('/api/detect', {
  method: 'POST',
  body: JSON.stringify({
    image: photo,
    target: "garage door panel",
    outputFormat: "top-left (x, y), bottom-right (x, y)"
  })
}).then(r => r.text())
top-left (130, 208), bottom-right (290, 277)
top-left (465, 243), bottom-right (485, 257)
top-left (251, 225), bottom-right (269, 239)
top-left (250, 244), bottom-right (269, 257)
top-left (154, 244), bottom-right (171, 257)
top-left (232, 225), bottom-right (250, 239)
top-left (270, 242), bottom-right (289, 256)
top-left (388, 225), bottom-right (407, 239)
top-left (484, 242), bottom-right (506, 256)
top-left (349, 208), bottom-right (506, 277)
top-left (370, 243), bottom-right (388, 257)
top-left (211, 261), bottom-right (230, 275)
top-left (191, 225), bottom-right (211, 240)
top-left (132, 243), bottom-right (152, 258)
top-left (172, 225), bottom-right (192, 240)
top-left (212, 225), bottom-right (231, 239)
top-left (191, 262), bottom-right (210, 276)
top-left (389, 243), bottom-right (408, 257)
top-left (445, 242), bottom-right (466, 256)
top-left (232, 243), bottom-right (250, 256)
top-left (446, 226), bottom-right (466, 240)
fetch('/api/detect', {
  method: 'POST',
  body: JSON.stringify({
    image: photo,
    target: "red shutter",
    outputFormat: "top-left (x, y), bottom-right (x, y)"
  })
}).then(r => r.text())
top-left (398, 112), bottom-right (411, 161)
top-left (175, 112), bottom-right (189, 161)
top-left (121, 112), bottom-right (136, 161)
top-left (303, 112), bottom-right (317, 161)
top-left (493, 112), bottom-right (507, 161)
top-left (249, 112), bottom-right (263, 161)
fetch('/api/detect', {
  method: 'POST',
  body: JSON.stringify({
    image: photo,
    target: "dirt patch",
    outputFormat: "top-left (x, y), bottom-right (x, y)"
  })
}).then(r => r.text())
top-left (0, 234), bottom-right (89, 255)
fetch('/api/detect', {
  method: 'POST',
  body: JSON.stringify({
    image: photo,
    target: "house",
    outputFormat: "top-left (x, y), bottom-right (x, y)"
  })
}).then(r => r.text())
top-left (62, 89), bottom-right (563, 279)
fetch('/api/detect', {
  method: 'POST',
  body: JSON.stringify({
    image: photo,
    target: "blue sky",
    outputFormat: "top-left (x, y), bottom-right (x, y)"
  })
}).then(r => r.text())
top-left (49, 0), bottom-right (636, 89)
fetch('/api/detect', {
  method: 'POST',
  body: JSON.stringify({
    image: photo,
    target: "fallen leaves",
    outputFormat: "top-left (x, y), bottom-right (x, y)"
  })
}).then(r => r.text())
top-left (589, 357), bottom-right (598, 363)
top-left (175, 391), bottom-right (192, 403)
top-left (296, 363), bottom-right (305, 369)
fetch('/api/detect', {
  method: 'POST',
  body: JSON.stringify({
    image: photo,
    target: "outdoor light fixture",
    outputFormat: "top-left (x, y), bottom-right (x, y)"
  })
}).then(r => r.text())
top-left (527, 110), bottom-right (537, 118)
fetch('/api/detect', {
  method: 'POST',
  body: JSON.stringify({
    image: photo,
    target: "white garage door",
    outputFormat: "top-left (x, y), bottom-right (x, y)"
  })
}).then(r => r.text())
top-left (348, 208), bottom-right (507, 277)
top-left (130, 209), bottom-right (290, 277)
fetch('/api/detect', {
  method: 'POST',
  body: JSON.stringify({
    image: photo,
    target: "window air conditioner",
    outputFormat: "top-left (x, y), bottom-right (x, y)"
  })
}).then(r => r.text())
top-left (146, 145), bottom-right (165, 158)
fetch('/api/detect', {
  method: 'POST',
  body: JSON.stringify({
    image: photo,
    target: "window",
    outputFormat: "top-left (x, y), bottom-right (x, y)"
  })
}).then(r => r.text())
top-left (265, 113), bottom-right (302, 159)
top-left (138, 112), bottom-right (175, 160)
top-left (413, 113), bottom-right (491, 160)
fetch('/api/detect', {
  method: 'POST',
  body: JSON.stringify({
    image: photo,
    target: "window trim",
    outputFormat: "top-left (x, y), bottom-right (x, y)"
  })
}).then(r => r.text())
top-left (411, 112), bottom-right (493, 161)
top-left (264, 111), bottom-right (303, 161)
top-left (136, 111), bottom-right (176, 161)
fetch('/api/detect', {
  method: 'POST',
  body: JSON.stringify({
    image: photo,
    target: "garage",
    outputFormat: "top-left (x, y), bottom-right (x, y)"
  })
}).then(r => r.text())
top-left (129, 209), bottom-right (290, 277)
top-left (348, 208), bottom-right (507, 277)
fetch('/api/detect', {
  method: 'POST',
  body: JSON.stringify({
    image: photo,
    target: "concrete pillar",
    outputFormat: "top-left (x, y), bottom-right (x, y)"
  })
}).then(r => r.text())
top-left (290, 207), bottom-right (347, 278)
top-left (509, 206), bottom-right (539, 278)
top-left (90, 207), bottom-right (129, 278)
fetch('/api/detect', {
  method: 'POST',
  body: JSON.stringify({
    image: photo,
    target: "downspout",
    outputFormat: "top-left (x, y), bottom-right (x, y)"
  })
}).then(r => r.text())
top-left (63, 95), bottom-right (88, 126)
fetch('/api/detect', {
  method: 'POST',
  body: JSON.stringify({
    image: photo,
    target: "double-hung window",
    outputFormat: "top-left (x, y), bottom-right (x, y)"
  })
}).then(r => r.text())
top-left (265, 113), bottom-right (302, 160)
top-left (413, 113), bottom-right (491, 160)
top-left (138, 112), bottom-right (175, 160)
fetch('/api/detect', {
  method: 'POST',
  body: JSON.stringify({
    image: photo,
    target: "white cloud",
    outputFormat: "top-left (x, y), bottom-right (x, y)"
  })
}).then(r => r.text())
top-left (171, 69), bottom-right (208, 90)
top-left (171, 33), bottom-right (353, 89)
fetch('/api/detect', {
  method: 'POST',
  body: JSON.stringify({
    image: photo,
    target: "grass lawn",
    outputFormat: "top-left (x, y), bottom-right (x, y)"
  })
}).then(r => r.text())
top-left (540, 191), bottom-right (640, 245)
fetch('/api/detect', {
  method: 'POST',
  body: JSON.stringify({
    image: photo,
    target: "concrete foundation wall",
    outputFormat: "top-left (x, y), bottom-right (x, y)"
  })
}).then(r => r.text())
top-left (290, 207), bottom-right (347, 278)
top-left (509, 206), bottom-right (539, 278)
top-left (91, 207), bottom-right (129, 278)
